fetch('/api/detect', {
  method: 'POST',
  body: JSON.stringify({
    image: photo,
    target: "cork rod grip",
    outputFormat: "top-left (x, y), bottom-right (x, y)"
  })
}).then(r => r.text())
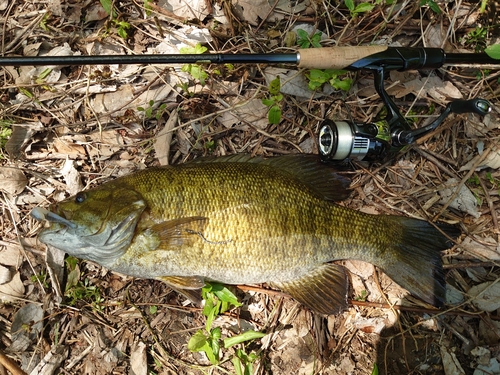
top-left (298, 45), bottom-right (388, 69)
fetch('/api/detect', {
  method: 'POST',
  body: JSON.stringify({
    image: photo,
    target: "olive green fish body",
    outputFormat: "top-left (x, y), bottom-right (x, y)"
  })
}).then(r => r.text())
top-left (33, 155), bottom-right (458, 314)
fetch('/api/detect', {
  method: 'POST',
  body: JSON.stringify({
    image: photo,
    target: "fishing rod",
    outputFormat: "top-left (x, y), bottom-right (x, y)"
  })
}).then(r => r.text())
top-left (2, 45), bottom-right (497, 162)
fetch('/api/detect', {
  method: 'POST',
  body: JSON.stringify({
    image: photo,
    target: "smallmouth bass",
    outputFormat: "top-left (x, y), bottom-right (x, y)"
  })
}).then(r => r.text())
top-left (31, 155), bottom-right (459, 314)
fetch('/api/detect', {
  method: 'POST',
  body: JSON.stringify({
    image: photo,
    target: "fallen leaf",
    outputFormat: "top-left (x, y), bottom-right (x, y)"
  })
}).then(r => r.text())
top-left (52, 138), bottom-right (86, 158)
top-left (158, 0), bottom-right (211, 20)
top-left (461, 236), bottom-right (500, 261)
top-left (460, 143), bottom-right (500, 171)
top-left (0, 271), bottom-right (24, 302)
top-left (468, 281), bottom-right (500, 312)
top-left (10, 303), bottom-right (44, 353)
top-left (130, 341), bottom-right (148, 375)
top-left (438, 178), bottom-right (480, 218)
top-left (0, 265), bottom-right (12, 285)
top-left (154, 111), bottom-right (177, 165)
top-left (0, 167), bottom-right (27, 196)
top-left (61, 159), bottom-right (83, 195)
top-left (233, 0), bottom-right (272, 26)
top-left (217, 98), bottom-right (269, 130)
top-left (440, 345), bottom-right (466, 375)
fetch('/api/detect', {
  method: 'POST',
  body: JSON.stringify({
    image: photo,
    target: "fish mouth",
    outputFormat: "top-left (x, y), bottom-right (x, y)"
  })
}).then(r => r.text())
top-left (31, 206), bottom-right (77, 229)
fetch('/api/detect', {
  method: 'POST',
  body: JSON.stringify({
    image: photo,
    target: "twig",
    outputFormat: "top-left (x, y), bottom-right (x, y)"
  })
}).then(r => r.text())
top-left (0, 350), bottom-right (27, 375)
top-left (476, 172), bottom-right (499, 230)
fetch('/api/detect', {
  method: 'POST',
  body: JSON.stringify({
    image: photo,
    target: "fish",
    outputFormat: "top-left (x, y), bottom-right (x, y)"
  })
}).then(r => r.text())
top-left (31, 154), bottom-right (459, 314)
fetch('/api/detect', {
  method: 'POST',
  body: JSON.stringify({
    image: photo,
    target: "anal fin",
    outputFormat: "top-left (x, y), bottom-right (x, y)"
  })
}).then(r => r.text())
top-left (271, 263), bottom-right (349, 315)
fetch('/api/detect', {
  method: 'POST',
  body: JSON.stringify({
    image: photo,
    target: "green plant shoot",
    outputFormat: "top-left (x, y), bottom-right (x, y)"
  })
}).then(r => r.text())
top-left (180, 44), bottom-right (209, 85)
top-left (296, 29), bottom-right (322, 49)
top-left (262, 77), bottom-right (283, 124)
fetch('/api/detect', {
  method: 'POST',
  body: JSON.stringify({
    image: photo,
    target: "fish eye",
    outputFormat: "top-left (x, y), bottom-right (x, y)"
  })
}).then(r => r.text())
top-left (75, 192), bottom-right (86, 204)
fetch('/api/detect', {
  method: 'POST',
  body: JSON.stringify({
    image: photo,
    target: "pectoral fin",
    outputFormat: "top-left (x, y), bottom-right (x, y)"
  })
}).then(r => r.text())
top-left (150, 216), bottom-right (208, 248)
top-left (271, 263), bottom-right (349, 315)
top-left (158, 276), bottom-right (205, 305)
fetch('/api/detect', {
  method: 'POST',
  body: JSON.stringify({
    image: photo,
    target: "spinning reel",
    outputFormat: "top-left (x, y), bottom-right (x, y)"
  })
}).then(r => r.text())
top-left (318, 67), bottom-right (492, 163)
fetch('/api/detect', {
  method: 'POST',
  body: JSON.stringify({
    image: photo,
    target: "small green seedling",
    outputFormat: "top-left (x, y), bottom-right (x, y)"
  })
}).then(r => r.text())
top-left (344, 0), bottom-right (378, 18)
top-left (419, 0), bottom-right (442, 14)
top-left (64, 256), bottom-right (105, 312)
top-left (306, 69), bottom-right (352, 92)
top-left (137, 100), bottom-right (167, 120)
top-left (187, 282), bottom-right (265, 371)
top-left (262, 76), bottom-right (283, 124)
top-left (0, 120), bottom-right (12, 151)
top-left (296, 29), bottom-right (322, 49)
top-left (99, 0), bottom-right (131, 38)
top-left (180, 44), bottom-right (209, 85)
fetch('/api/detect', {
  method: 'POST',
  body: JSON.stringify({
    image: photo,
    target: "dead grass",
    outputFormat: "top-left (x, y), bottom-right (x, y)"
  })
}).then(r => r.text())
top-left (0, 0), bottom-right (499, 374)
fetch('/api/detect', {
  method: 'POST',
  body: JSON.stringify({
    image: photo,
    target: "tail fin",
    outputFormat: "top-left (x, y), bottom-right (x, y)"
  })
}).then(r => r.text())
top-left (379, 217), bottom-right (460, 306)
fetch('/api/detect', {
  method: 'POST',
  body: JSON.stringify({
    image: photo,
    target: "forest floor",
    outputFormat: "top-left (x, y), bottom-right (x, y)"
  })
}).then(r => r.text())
top-left (0, 0), bottom-right (500, 374)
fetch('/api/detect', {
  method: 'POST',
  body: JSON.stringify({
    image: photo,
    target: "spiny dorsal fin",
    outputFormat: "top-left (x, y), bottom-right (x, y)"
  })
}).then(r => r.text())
top-left (188, 154), bottom-right (351, 201)
top-left (271, 263), bottom-right (349, 315)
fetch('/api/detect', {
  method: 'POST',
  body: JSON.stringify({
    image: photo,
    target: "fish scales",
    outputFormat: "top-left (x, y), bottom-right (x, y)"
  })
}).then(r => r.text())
top-left (32, 154), bottom-right (459, 314)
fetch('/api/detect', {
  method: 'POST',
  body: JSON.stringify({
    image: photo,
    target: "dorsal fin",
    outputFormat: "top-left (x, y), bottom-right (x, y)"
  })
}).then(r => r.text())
top-left (188, 154), bottom-right (351, 201)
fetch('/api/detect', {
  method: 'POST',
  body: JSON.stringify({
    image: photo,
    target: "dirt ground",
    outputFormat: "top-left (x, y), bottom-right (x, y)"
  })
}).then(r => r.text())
top-left (0, 1), bottom-right (500, 374)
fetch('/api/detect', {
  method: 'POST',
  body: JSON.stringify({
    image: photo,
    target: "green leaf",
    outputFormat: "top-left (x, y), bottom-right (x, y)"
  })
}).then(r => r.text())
top-left (180, 43), bottom-right (207, 55)
top-left (311, 33), bottom-right (322, 48)
top-left (203, 341), bottom-right (218, 365)
top-left (296, 29), bottom-right (309, 39)
top-left (211, 283), bottom-right (242, 307)
top-left (268, 105), bottom-right (282, 124)
top-left (269, 76), bottom-right (281, 95)
top-left (485, 44), bottom-right (500, 60)
top-left (354, 3), bottom-right (375, 14)
top-left (307, 69), bottom-right (329, 83)
top-left (188, 330), bottom-right (208, 351)
top-left (223, 331), bottom-right (266, 348)
top-left (371, 363), bottom-right (379, 375)
top-left (232, 356), bottom-right (244, 375)
top-left (100, 0), bottom-right (113, 16)
top-left (38, 68), bottom-right (52, 80)
top-left (261, 98), bottom-right (274, 107)
top-left (344, 0), bottom-right (355, 11)
top-left (149, 305), bottom-right (158, 314)
top-left (65, 266), bottom-right (80, 291)
top-left (332, 78), bottom-right (352, 91)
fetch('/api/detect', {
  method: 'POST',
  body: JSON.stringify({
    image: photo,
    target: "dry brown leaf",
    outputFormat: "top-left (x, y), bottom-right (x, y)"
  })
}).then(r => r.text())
top-left (61, 159), bottom-right (83, 195)
top-left (438, 178), bottom-right (480, 218)
top-left (233, 0), bottom-right (272, 26)
top-left (52, 138), bottom-right (86, 158)
top-left (0, 244), bottom-right (22, 267)
top-left (217, 98), bottom-right (269, 130)
top-left (460, 143), bottom-right (500, 171)
top-left (440, 345), bottom-right (466, 375)
top-left (0, 271), bottom-right (24, 302)
top-left (0, 167), bottom-right (27, 196)
top-left (154, 111), bottom-right (177, 165)
top-left (461, 236), bottom-right (500, 261)
top-left (130, 341), bottom-right (148, 375)
top-left (468, 281), bottom-right (500, 312)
